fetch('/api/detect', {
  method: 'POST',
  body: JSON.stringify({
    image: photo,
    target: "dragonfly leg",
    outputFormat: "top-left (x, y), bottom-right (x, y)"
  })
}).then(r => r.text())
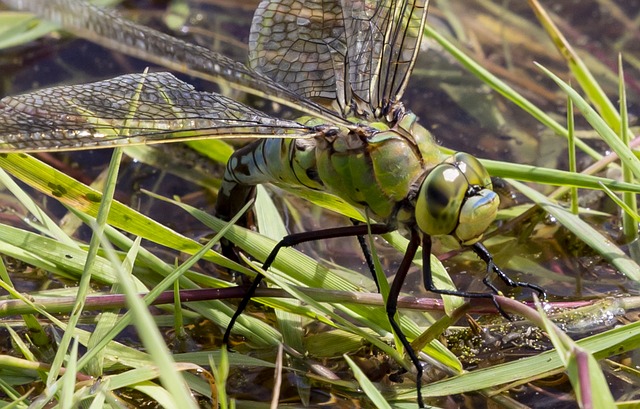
top-left (420, 234), bottom-right (512, 318)
top-left (472, 242), bottom-right (547, 299)
top-left (222, 273), bottom-right (265, 345)
top-left (351, 219), bottom-right (382, 293)
top-left (387, 228), bottom-right (425, 408)
top-left (421, 237), bottom-right (546, 299)
top-left (222, 223), bottom-right (394, 345)
top-left (421, 237), bottom-right (546, 320)
top-left (421, 235), bottom-right (493, 298)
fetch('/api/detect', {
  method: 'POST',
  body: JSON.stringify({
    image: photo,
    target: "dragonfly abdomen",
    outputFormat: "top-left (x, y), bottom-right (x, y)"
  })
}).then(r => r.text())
top-left (216, 121), bottom-right (432, 227)
top-left (215, 136), bottom-right (324, 224)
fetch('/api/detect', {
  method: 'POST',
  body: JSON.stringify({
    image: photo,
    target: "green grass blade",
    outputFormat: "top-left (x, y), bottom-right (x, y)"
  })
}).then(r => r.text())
top-left (0, 12), bottom-right (58, 49)
top-left (344, 354), bottom-right (392, 409)
top-left (59, 338), bottom-right (79, 408)
top-left (617, 55), bottom-right (638, 243)
top-left (567, 98), bottom-right (578, 214)
top-left (528, 0), bottom-right (627, 137)
top-left (423, 24), bottom-right (600, 160)
top-left (537, 64), bottom-right (640, 181)
top-left (99, 236), bottom-right (198, 409)
top-left (209, 347), bottom-right (230, 409)
top-left (47, 147), bottom-right (123, 393)
top-left (482, 160), bottom-right (640, 193)
top-left (510, 179), bottom-right (640, 281)
top-left (598, 182), bottom-right (640, 222)
top-left (535, 301), bottom-right (616, 408)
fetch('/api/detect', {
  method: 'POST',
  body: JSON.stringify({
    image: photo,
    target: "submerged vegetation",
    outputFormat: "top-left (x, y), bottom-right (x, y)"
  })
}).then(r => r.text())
top-left (0, 0), bottom-right (638, 407)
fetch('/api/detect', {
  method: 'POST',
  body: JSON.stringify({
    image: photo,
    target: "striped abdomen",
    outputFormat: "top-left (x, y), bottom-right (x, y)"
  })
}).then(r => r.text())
top-left (214, 112), bottom-right (440, 228)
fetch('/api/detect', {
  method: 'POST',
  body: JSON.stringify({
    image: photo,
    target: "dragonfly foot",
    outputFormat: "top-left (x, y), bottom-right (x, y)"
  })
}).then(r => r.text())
top-left (473, 242), bottom-right (547, 299)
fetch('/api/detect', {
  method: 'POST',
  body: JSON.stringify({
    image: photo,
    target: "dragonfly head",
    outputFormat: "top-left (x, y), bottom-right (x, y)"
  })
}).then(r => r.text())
top-left (415, 153), bottom-right (499, 245)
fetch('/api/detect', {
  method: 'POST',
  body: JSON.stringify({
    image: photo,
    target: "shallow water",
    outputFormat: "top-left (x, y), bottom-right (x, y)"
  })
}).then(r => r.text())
top-left (0, 0), bottom-right (639, 407)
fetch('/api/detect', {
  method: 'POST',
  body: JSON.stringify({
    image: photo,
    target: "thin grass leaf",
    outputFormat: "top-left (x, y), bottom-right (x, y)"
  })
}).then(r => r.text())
top-left (423, 24), bottom-right (601, 161)
top-left (510, 179), bottom-right (640, 281)
top-left (482, 160), bottom-right (640, 193)
top-left (567, 98), bottom-right (578, 214)
top-left (618, 55), bottom-right (638, 244)
top-left (46, 147), bottom-right (124, 394)
top-left (528, 0), bottom-right (627, 136)
top-left (0, 12), bottom-right (59, 49)
top-left (535, 300), bottom-right (616, 409)
top-left (5, 325), bottom-right (35, 363)
top-left (344, 354), bottom-right (392, 409)
top-left (209, 346), bottom-right (230, 409)
top-left (59, 337), bottom-right (79, 408)
top-left (537, 64), bottom-right (640, 181)
top-left (100, 237), bottom-right (198, 409)
top-left (598, 182), bottom-right (640, 222)
top-left (172, 279), bottom-right (186, 342)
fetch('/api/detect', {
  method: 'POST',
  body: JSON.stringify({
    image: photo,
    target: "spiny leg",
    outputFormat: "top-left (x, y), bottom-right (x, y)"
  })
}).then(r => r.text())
top-left (472, 242), bottom-right (547, 299)
top-left (386, 229), bottom-right (425, 408)
top-left (352, 224), bottom-right (429, 406)
top-left (421, 236), bottom-right (545, 298)
top-left (351, 218), bottom-right (382, 293)
top-left (421, 235), bottom-right (496, 299)
top-left (421, 237), bottom-right (546, 320)
top-left (223, 223), bottom-right (394, 345)
top-left (420, 235), bottom-right (510, 318)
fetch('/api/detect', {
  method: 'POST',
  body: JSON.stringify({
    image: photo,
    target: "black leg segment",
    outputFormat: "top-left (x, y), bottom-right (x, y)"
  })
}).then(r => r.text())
top-left (223, 223), bottom-right (394, 345)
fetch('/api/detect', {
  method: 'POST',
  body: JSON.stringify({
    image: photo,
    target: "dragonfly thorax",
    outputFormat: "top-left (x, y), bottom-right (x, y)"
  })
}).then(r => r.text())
top-left (415, 153), bottom-right (500, 245)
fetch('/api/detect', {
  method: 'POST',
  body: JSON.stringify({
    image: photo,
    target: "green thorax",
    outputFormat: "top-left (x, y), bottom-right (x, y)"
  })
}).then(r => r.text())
top-left (296, 110), bottom-right (444, 223)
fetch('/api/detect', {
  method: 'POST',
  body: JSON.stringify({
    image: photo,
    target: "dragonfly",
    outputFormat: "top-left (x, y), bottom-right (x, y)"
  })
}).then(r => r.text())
top-left (0, 0), bottom-right (545, 406)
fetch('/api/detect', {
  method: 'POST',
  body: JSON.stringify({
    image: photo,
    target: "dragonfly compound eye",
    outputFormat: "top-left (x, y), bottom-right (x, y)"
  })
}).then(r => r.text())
top-left (447, 152), bottom-right (492, 188)
top-left (416, 163), bottom-right (467, 237)
top-left (416, 157), bottom-right (500, 245)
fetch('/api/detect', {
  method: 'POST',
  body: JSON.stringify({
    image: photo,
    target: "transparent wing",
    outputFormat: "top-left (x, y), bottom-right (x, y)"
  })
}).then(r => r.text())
top-left (0, 0), bottom-right (348, 126)
top-left (0, 72), bottom-right (322, 152)
top-left (249, 0), bottom-right (350, 112)
top-left (249, 0), bottom-right (428, 118)
top-left (345, 0), bottom-right (428, 112)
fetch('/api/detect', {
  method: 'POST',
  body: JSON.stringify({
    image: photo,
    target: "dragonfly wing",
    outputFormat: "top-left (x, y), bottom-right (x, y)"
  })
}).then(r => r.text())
top-left (249, 0), bottom-right (428, 119)
top-left (0, 0), bottom-right (347, 125)
top-left (250, 0), bottom-right (350, 113)
top-left (345, 0), bottom-right (428, 114)
top-left (0, 72), bottom-right (318, 152)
